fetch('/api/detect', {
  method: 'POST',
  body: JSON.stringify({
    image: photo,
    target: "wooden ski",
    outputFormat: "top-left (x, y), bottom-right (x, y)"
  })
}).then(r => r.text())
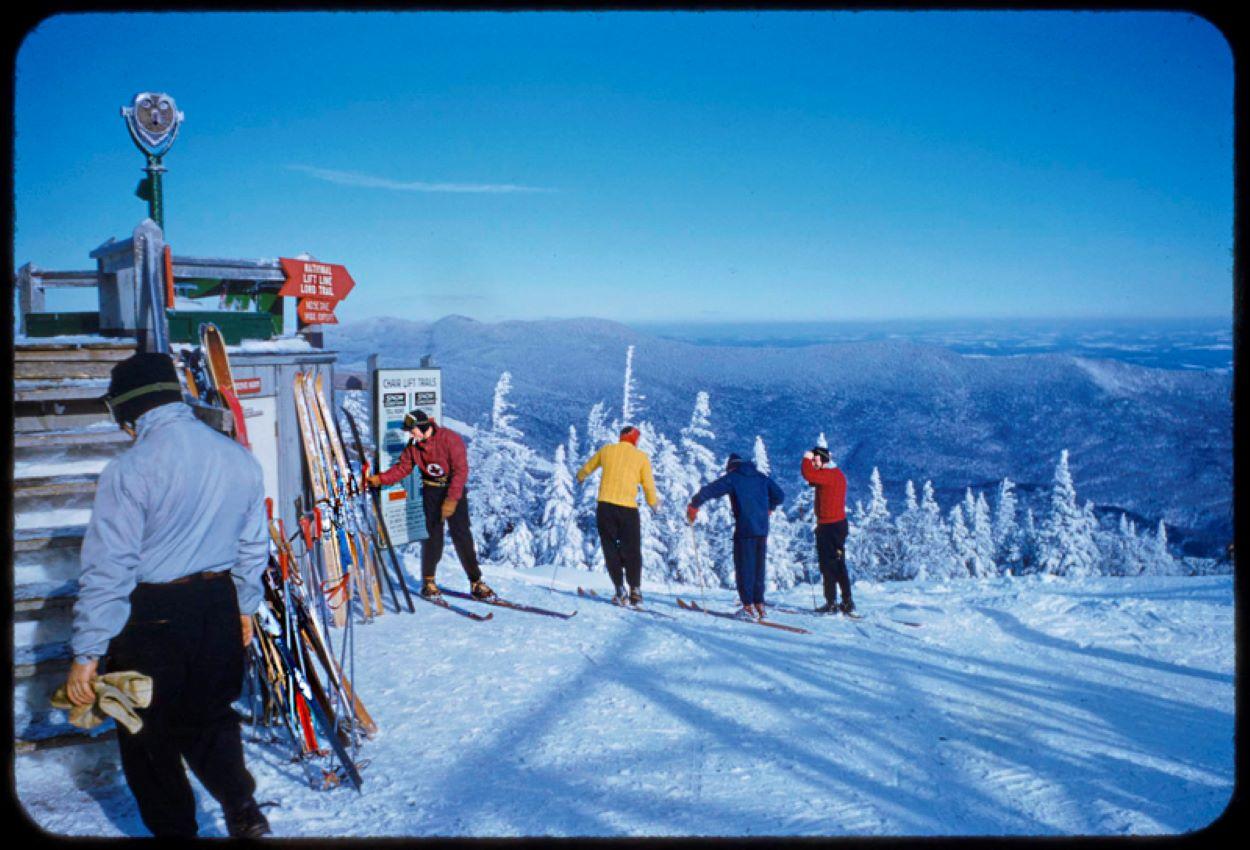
top-left (199, 322), bottom-right (251, 449)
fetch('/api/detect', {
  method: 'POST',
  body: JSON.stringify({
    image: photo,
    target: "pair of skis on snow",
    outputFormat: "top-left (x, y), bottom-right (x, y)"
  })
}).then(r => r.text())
top-left (574, 585), bottom-right (808, 632)
top-left (417, 586), bottom-right (577, 621)
top-left (576, 586), bottom-right (677, 620)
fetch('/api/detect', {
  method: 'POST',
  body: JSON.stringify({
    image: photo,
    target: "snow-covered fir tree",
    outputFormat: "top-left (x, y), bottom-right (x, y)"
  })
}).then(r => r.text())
top-left (895, 480), bottom-right (923, 580)
top-left (536, 445), bottom-right (585, 570)
top-left (1102, 513), bottom-right (1142, 576)
top-left (619, 344), bottom-right (644, 426)
top-left (1036, 450), bottom-right (1101, 577)
top-left (846, 467), bottom-right (899, 580)
top-left (496, 519), bottom-right (536, 570)
top-left (749, 437), bottom-right (801, 589)
top-left (635, 422), bottom-right (669, 583)
top-left (576, 403), bottom-right (612, 564)
top-left (585, 401), bottom-right (613, 449)
top-left (1144, 520), bottom-right (1177, 576)
top-left (565, 426), bottom-right (580, 476)
top-left (916, 481), bottom-right (959, 579)
top-left (752, 435), bottom-right (771, 475)
top-left (949, 504), bottom-right (976, 578)
top-left (1018, 507), bottom-right (1040, 575)
top-left (651, 430), bottom-right (702, 583)
top-left (969, 490), bottom-right (997, 578)
top-left (680, 392), bottom-right (735, 589)
top-left (767, 508), bottom-right (803, 589)
top-left (785, 434), bottom-right (826, 583)
top-left (992, 478), bottom-right (1022, 572)
top-left (491, 371), bottom-right (522, 439)
top-left (467, 372), bottom-right (539, 560)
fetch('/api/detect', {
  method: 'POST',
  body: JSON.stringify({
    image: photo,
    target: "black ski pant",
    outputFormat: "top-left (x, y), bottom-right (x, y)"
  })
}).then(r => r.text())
top-left (815, 520), bottom-right (853, 606)
top-left (421, 486), bottom-right (482, 583)
top-left (104, 570), bottom-right (256, 838)
top-left (733, 536), bottom-right (768, 607)
top-left (595, 502), bottom-right (642, 591)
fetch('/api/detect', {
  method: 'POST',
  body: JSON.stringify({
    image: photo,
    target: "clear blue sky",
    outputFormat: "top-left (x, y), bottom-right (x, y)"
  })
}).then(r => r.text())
top-left (14, 11), bottom-right (1234, 323)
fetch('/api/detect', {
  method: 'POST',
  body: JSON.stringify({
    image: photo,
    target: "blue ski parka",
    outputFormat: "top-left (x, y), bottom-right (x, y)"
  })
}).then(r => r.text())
top-left (690, 460), bottom-right (785, 539)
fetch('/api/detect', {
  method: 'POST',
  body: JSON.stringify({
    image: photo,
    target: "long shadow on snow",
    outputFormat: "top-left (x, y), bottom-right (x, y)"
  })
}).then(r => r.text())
top-left (668, 595), bottom-right (1233, 834)
top-left (971, 605), bottom-right (1232, 685)
top-left (422, 589), bottom-right (1042, 836)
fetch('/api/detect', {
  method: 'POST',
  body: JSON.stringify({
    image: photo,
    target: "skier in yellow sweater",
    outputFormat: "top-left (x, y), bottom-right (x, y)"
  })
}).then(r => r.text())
top-left (576, 425), bottom-right (660, 606)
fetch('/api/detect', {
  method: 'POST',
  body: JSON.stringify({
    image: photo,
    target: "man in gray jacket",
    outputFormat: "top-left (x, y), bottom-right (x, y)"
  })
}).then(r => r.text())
top-left (65, 352), bottom-right (270, 838)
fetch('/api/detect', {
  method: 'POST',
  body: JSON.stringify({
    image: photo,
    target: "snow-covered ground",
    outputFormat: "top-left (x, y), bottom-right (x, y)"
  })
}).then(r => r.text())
top-left (17, 566), bottom-right (1234, 838)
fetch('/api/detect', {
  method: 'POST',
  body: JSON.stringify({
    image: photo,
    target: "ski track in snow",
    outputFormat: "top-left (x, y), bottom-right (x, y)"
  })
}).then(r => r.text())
top-left (16, 569), bottom-right (1233, 838)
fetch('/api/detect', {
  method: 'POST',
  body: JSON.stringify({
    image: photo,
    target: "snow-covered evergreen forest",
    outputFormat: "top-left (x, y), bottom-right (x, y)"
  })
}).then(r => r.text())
top-left (349, 345), bottom-right (1221, 591)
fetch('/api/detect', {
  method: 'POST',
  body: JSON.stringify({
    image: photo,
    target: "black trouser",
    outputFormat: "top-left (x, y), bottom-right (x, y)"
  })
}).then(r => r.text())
top-left (104, 571), bottom-right (256, 838)
top-left (595, 502), bottom-right (642, 591)
top-left (421, 486), bottom-right (482, 583)
top-left (815, 520), bottom-right (852, 606)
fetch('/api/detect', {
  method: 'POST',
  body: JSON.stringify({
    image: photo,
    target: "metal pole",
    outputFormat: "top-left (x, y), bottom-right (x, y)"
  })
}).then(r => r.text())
top-left (145, 154), bottom-right (166, 231)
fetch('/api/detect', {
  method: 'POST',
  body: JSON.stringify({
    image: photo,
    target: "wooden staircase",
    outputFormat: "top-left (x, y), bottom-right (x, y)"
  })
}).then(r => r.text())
top-left (12, 340), bottom-right (137, 753)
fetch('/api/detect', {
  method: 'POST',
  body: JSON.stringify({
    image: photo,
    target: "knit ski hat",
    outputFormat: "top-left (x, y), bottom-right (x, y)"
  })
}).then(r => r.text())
top-left (619, 425), bottom-right (640, 445)
top-left (725, 453), bottom-right (743, 472)
top-left (104, 352), bottom-right (183, 427)
top-left (403, 409), bottom-right (433, 431)
top-left (812, 447), bottom-right (833, 465)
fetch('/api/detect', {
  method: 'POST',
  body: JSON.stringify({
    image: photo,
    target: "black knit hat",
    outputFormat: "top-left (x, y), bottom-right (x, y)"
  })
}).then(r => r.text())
top-left (403, 408), bottom-right (433, 431)
top-left (104, 352), bottom-right (183, 426)
top-left (812, 446), bottom-right (831, 464)
top-left (725, 453), bottom-right (743, 472)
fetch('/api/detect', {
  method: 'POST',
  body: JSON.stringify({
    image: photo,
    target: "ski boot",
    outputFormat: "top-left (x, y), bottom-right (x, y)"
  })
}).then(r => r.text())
top-left (225, 798), bottom-right (271, 839)
top-left (628, 587), bottom-right (643, 607)
top-left (470, 580), bottom-right (497, 601)
top-left (734, 605), bottom-right (757, 621)
top-left (421, 578), bottom-right (442, 599)
top-left (839, 600), bottom-right (857, 616)
top-left (814, 601), bottom-right (837, 614)
top-left (754, 603), bottom-right (767, 619)
top-left (611, 585), bottom-right (628, 606)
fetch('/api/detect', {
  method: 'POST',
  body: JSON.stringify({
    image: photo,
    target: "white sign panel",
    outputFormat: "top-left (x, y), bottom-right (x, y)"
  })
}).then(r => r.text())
top-left (372, 367), bottom-right (442, 546)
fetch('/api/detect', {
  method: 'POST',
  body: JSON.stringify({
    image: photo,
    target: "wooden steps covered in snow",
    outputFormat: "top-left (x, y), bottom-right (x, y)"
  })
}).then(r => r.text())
top-left (12, 340), bottom-right (137, 755)
top-left (13, 475), bottom-right (99, 499)
top-left (14, 428), bottom-right (130, 450)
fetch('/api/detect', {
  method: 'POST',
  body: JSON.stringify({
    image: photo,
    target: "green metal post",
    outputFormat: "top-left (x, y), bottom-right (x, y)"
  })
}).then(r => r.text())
top-left (145, 154), bottom-right (166, 231)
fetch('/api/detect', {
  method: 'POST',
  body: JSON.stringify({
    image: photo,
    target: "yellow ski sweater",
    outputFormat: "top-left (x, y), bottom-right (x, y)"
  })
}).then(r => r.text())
top-left (577, 441), bottom-right (659, 509)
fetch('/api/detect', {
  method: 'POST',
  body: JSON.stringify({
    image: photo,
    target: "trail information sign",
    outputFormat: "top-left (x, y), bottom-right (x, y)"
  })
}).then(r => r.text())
top-left (372, 367), bottom-right (443, 546)
top-left (279, 258), bottom-right (356, 325)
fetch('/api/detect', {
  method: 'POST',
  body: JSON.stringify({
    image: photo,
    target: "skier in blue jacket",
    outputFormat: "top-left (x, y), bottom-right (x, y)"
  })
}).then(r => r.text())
top-left (686, 454), bottom-right (785, 619)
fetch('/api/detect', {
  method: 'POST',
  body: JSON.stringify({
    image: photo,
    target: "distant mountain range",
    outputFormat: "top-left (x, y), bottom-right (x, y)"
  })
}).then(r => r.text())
top-left (326, 315), bottom-right (1232, 556)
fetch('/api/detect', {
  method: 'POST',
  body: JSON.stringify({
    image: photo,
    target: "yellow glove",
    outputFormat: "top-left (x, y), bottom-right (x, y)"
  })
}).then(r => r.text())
top-left (441, 498), bottom-right (458, 519)
top-left (52, 671), bottom-right (153, 734)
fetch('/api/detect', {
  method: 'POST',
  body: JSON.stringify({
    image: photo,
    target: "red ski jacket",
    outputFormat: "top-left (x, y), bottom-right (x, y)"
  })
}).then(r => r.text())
top-left (376, 423), bottom-right (469, 501)
top-left (801, 456), bottom-right (847, 524)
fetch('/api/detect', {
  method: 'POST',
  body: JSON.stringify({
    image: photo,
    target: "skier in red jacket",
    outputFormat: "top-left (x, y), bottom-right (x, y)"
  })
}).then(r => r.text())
top-left (367, 409), bottom-right (495, 600)
top-left (800, 446), bottom-right (854, 614)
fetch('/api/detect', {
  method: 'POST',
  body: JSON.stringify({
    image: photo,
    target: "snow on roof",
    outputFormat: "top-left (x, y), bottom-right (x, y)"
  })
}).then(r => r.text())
top-left (14, 335), bottom-right (126, 346)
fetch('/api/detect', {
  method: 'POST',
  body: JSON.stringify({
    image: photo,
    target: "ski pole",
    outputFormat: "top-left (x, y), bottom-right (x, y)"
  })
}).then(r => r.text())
top-left (807, 533), bottom-right (820, 611)
top-left (687, 525), bottom-right (709, 610)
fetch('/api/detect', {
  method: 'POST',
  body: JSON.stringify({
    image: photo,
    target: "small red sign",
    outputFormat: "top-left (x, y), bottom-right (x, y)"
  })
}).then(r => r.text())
top-left (235, 377), bottom-right (263, 396)
top-left (387, 490), bottom-right (407, 502)
top-left (297, 299), bottom-right (339, 325)
top-left (278, 258), bottom-right (356, 301)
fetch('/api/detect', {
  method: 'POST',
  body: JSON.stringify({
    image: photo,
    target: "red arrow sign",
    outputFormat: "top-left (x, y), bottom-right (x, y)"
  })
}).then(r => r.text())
top-left (298, 298), bottom-right (339, 325)
top-left (279, 258), bottom-right (356, 301)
